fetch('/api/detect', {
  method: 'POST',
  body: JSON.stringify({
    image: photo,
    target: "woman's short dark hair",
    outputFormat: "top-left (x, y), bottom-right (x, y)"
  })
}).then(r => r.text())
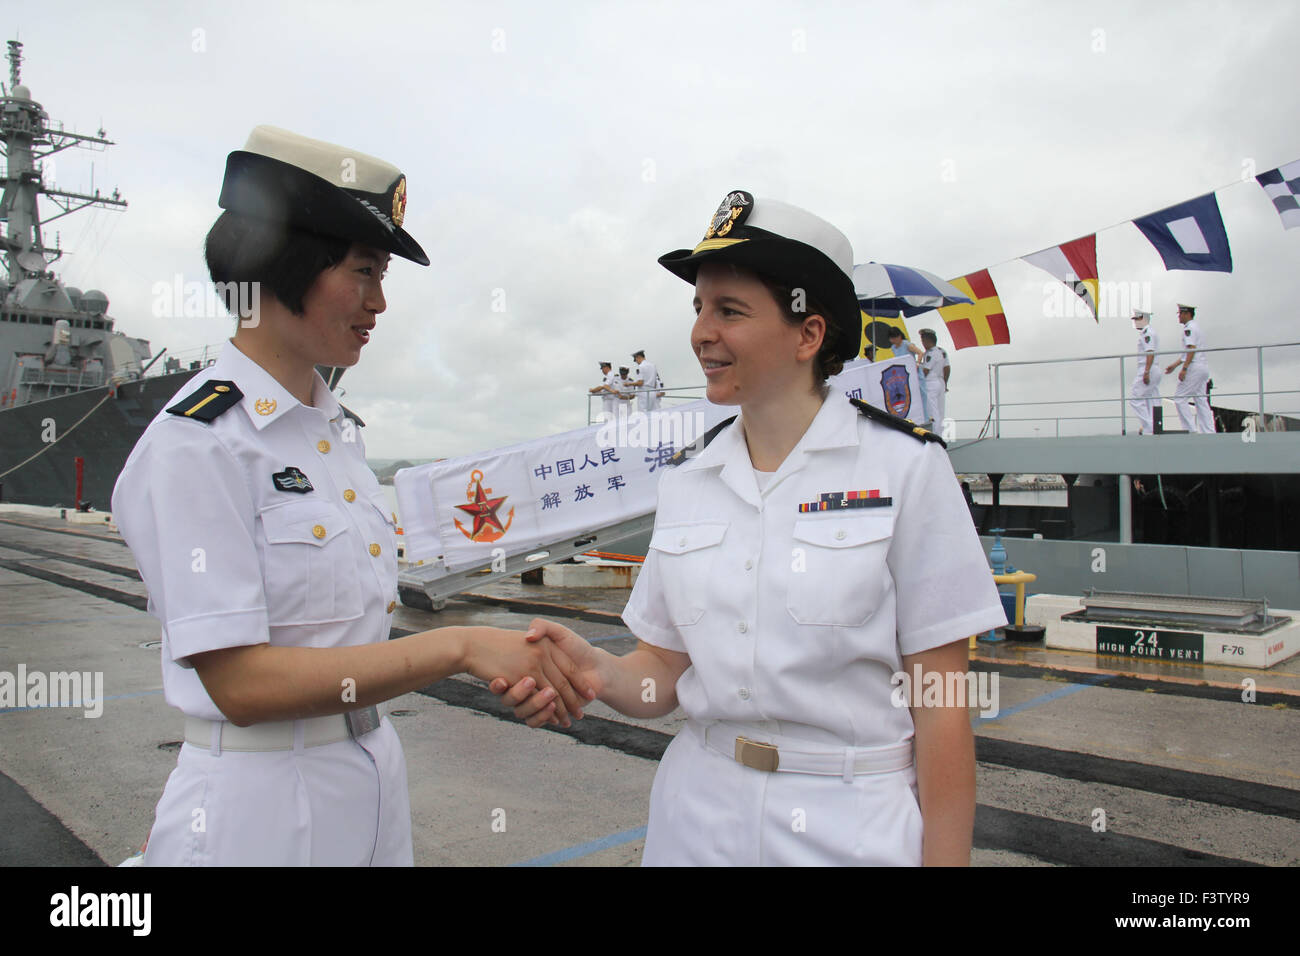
top-left (752, 271), bottom-right (847, 381)
top-left (205, 211), bottom-right (351, 316)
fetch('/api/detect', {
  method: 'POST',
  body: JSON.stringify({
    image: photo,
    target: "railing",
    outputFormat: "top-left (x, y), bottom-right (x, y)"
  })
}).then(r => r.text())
top-left (18, 366), bottom-right (104, 389)
top-left (586, 385), bottom-right (705, 426)
top-left (986, 342), bottom-right (1300, 439)
top-left (142, 343), bottom-right (221, 379)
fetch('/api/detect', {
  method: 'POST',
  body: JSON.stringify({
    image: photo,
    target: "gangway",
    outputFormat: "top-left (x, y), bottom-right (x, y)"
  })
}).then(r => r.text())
top-left (393, 356), bottom-right (922, 612)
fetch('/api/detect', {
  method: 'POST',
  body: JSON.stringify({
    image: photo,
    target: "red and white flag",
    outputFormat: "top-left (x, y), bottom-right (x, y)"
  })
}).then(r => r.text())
top-left (1021, 234), bottom-right (1100, 320)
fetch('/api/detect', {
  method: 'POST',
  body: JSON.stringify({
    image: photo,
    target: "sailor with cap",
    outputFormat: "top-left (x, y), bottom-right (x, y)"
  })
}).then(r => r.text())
top-left (630, 349), bottom-right (662, 413)
top-left (1127, 310), bottom-right (1162, 434)
top-left (918, 328), bottom-right (949, 433)
top-left (1164, 304), bottom-right (1213, 433)
top-left (590, 360), bottom-right (620, 421)
top-left (494, 189), bottom-right (1006, 865)
top-left (111, 126), bottom-right (588, 866)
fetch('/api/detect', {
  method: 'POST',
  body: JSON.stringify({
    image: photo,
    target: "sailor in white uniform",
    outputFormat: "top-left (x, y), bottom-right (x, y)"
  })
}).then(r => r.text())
top-left (590, 360), bottom-right (620, 421)
top-left (494, 190), bottom-right (1006, 865)
top-left (631, 350), bottom-right (662, 413)
top-left (1127, 310), bottom-right (1162, 434)
top-left (1165, 303), bottom-right (1213, 433)
top-left (918, 328), bottom-right (949, 433)
top-left (112, 126), bottom-right (588, 866)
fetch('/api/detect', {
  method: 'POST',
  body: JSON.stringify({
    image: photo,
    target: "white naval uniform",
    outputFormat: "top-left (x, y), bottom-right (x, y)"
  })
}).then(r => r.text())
top-left (112, 340), bottom-right (411, 866)
top-left (599, 369), bottom-right (620, 421)
top-left (623, 391), bottom-right (1006, 866)
top-left (1173, 319), bottom-right (1213, 434)
top-left (634, 360), bottom-right (661, 413)
top-left (920, 346), bottom-right (949, 431)
top-left (1128, 326), bottom-right (1163, 433)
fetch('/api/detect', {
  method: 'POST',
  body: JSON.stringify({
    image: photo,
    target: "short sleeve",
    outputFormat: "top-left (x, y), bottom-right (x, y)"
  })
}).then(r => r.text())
top-left (112, 423), bottom-right (270, 667)
top-left (621, 542), bottom-right (687, 653)
top-left (886, 442), bottom-right (1006, 656)
top-left (621, 474), bottom-right (687, 653)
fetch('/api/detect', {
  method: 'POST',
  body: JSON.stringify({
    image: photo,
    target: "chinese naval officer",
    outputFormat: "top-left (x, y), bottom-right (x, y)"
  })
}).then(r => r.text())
top-left (112, 126), bottom-right (591, 865)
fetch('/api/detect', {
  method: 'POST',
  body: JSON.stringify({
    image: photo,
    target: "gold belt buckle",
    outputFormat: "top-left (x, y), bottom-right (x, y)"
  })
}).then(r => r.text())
top-left (345, 705), bottom-right (381, 739)
top-left (734, 736), bottom-right (779, 772)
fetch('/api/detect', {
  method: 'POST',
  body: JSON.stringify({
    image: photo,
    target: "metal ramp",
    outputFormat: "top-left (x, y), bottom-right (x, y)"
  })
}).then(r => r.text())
top-left (1064, 588), bottom-right (1289, 635)
top-left (397, 512), bottom-right (654, 612)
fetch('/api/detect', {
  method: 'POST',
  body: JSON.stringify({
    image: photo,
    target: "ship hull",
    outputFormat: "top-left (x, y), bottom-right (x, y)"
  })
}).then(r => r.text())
top-left (0, 370), bottom-right (199, 508)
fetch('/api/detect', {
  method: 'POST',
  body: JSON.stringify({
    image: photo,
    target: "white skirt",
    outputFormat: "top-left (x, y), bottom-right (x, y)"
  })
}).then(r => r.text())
top-left (143, 717), bottom-right (412, 866)
top-left (643, 722), bottom-right (923, 866)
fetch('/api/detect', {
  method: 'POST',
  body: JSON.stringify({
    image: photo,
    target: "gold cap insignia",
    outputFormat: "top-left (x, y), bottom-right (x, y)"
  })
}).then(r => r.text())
top-left (392, 176), bottom-right (407, 228)
top-left (704, 190), bottom-right (753, 240)
top-left (255, 398), bottom-right (277, 416)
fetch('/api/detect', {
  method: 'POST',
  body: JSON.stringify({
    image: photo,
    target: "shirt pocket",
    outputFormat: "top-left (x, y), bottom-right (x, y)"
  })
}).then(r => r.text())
top-left (786, 514), bottom-right (893, 627)
top-left (258, 500), bottom-right (365, 626)
top-left (647, 521), bottom-right (728, 627)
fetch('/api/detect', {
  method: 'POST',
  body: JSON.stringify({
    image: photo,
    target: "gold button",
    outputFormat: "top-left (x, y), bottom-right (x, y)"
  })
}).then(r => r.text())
top-left (317, 440), bottom-right (331, 454)
top-left (391, 511), bottom-right (399, 525)
top-left (312, 524), bottom-right (326, 539)
top-left (214, 385), bottom-right (230, 393)
top-left (369, 543), bottom-right (381, 557)
top-left (343, 489), bottom-right (356, 502)
top-left (386, 600), bottom-right (397, 614)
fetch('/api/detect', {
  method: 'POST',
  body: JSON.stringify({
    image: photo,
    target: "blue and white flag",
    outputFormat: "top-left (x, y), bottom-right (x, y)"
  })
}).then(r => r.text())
top-left (1256, 159), bottom-right (1300, 231)
top-left (1132, 192), bottom-right (1233, 272)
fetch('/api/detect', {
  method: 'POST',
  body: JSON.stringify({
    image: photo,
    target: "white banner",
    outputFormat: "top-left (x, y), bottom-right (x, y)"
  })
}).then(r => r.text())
top-left (395, 356), bottom-right (922, 571)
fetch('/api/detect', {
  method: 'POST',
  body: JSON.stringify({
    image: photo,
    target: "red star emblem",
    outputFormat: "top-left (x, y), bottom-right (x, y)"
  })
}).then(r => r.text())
top-left (453, 470), bottom-right (514, 542)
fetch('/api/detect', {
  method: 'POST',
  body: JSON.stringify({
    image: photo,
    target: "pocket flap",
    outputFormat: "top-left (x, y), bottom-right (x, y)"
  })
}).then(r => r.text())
top-left (791, 515), bottom-right (892, 549)
top-left (649, 522), bottom-right (728, 555)
top-left (367, 490), bottom-right (397, 527)
top-left (260, 501), bottom-right (348, 546)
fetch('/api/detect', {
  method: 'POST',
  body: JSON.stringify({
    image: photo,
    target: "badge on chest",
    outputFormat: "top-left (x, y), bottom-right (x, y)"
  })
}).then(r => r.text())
top-left (272, 467), bottom-right (314, 494)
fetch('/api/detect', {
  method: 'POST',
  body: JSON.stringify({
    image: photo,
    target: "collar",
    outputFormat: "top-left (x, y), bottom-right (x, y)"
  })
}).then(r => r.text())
top-left (207, 339), bottom-right (340, 430)
top-left (677, 391), bottom-right (861, 506)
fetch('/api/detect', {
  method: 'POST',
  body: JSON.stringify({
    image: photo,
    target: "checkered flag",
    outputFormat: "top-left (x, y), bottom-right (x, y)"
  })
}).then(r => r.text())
top-left (1256, 159), bottom-right (1300, 230)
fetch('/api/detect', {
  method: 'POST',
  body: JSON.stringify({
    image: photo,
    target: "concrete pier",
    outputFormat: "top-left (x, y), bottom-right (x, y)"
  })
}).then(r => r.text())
top-left (1, 513), bottom-right (1297, 866)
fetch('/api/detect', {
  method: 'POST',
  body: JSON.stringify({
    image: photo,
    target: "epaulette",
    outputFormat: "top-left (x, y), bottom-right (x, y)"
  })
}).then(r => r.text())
top-left (340, 404), bottom-right (366, 428)
top-left (166, 380), bottom-right (242, 422)
top-left (849, 398), bottom-right (946, 448)
top-left (667, 416), bottom-right (737, 466)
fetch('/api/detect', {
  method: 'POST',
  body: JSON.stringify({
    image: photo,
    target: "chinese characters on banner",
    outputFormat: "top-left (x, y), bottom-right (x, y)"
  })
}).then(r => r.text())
top-left (394, 356), bottom-right (919, 572)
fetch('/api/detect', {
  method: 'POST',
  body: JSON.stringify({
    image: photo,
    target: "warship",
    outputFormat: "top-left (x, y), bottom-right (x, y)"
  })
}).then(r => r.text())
top-left (0, 40), bottom-right (203, 509)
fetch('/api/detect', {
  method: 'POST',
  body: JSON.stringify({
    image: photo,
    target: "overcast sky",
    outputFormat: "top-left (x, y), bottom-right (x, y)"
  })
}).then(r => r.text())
top-left (11, 0), bottom-right (1300, 454)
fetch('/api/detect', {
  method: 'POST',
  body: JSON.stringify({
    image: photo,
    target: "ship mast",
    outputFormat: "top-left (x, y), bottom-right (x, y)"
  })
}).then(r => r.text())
top-left (1, 39), bottom-right (127, 287)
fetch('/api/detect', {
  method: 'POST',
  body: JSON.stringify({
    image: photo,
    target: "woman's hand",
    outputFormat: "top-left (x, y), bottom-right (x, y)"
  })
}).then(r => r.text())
top-left (462, 626), bottom-right (595, 727)
top-left (488, 618), bottom-right (608, 728)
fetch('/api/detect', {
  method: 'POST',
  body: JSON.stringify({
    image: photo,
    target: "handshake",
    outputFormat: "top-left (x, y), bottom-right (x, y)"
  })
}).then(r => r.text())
top-left (467, 618), bottom-right (608, 728)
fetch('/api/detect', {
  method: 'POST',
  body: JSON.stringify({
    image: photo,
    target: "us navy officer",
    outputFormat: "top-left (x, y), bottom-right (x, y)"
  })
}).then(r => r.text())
top-left (496, 191), bottom-right (1006, 865)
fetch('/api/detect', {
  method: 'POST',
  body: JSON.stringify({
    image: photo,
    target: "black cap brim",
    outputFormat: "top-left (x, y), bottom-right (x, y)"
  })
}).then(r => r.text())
top-left (219, 151), bottom-right (430, 266)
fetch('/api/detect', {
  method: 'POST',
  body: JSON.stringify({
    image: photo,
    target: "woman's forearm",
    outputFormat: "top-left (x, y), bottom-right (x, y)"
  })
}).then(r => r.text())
top-left (191, 627), bottom-right (473, 726)
top-left (595, 643), bottom-right (684, 718)
top-left (912, 704), bottom-right (975, 866)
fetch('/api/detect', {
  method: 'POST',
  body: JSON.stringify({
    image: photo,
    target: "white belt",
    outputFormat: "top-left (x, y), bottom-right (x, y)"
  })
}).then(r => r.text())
top-left (184, 706), bottom-right (382, 754)
top-left (697, 721), bottom-right (913, 780)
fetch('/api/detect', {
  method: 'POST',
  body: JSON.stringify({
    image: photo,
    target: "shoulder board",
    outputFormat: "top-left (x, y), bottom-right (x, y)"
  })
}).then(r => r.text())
top-left (668, 416), bottom-right (737, 467)
top-left (166, 380), bottom-right (242, 422)
top-left (849, 398), bottom-right (946, 448)
top-left (340, 404), bottom-right (366, 428)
